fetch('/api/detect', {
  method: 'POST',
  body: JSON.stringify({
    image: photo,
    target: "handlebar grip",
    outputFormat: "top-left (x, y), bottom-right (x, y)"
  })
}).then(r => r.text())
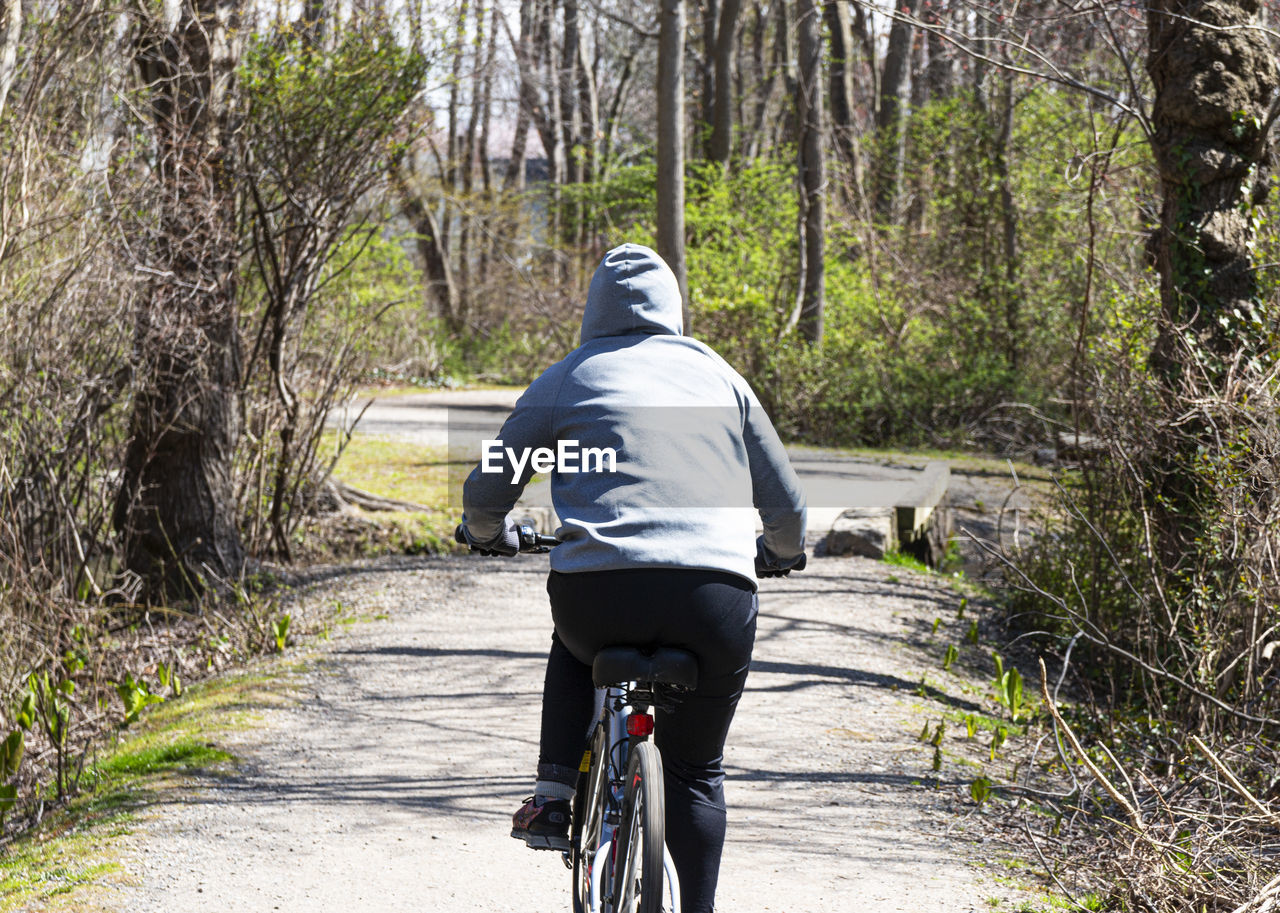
top-left (456, 521), bottom-right (559, 552)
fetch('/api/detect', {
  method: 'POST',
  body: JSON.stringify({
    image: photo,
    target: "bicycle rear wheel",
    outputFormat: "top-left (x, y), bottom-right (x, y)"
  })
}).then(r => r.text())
top-left (573, 724), bottom-right (610, 913)
top-left (611, 740), bottom-right (666, 913)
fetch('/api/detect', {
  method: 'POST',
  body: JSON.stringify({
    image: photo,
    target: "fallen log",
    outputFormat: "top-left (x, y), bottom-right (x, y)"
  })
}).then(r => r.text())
top-left (321, 479), bottom-right (432, 514)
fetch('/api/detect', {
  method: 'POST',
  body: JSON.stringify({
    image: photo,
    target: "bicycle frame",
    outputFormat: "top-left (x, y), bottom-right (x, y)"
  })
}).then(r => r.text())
top-left (572, 683), bottom-right (681, 913)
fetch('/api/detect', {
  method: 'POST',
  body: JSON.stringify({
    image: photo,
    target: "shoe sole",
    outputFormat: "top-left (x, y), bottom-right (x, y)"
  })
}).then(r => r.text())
top-left (511, 828), bottom-right (570, 851)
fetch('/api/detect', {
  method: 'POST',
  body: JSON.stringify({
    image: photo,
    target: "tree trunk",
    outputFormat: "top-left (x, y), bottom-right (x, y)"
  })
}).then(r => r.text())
top-left (505, 0), bottom-right (539, 192)
top-left (744, 0), bottom-right (776, 160)
top-left (904, 24), bottom-right (926, 231)
top-left (0, 0), bottom-right (21, 122)
top-left (1148, 0), bottom-right (1275, 379)
top-left (924, 0), bottom-right (950, 100)
top-left (539, 0), bottom-right (565, 250)
top-left (479, 3), bottom-right (498, 196)
top-left (995, 64), bottom-right (1020, 372)
top-left (459, 0), bottom-right (489, 318)
top-left (116, 0), bottom-right (244, 598)
top-left (575, 32), bottom-right (598, 185)
top-left (657, 0), bottom-right (689, 327)
top-left (299, 0), bottom-right (332, 49)
top-left (699, 0), bottom-right (717, 151)
top-left (707, 0), bottom-right (741, 164)
top-left (1146, 0), bottom-right (1277, 546)
top-left (477, 3), bottom-right (498, 284)
top-left (600, 43), bottom-right (638, 179)
top-left (794, 0), bottom-right (824, 344)
top-left (875, 0), bottom-right (917, 221)
top-left (772, 0), bottom-right (798, 152)
top-left (506, 104), bottom-right (530, 192)
top-left (392, 151), bottom-right (460, 328)
top-left (824, 0), bottom-right (856, 170)
top-left (561, 0), bottom-right (583, 190)
top-left (852, 0), bottom-right (877, 102)
top-left (444, 0), bottom-right (469, 255)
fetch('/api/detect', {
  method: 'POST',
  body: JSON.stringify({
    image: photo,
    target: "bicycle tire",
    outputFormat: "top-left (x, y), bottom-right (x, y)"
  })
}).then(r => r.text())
top-left (611, 740), bottom-right (666, 913)
top-left (573, 724), bottom-right (610, 913)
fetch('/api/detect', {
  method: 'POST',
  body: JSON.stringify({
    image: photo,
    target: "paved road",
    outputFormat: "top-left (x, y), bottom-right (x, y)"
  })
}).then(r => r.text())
top-left (111, 555), bottom-right (1037, 912)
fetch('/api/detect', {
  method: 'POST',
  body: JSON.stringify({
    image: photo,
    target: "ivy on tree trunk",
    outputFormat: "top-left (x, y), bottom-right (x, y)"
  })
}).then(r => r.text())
top-left (1145, 0), bottom-right (1277, 558)
top-left (1147, 0), bottom-right (1276, 381)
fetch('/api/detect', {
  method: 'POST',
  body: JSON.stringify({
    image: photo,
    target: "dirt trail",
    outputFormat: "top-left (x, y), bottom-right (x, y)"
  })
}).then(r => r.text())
top-left (107, 554), bottom-right (1037, 912)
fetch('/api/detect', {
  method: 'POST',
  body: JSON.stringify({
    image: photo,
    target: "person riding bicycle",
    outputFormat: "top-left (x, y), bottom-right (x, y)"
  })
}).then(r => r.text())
top-left (460, 243), bottom-right (806, 913)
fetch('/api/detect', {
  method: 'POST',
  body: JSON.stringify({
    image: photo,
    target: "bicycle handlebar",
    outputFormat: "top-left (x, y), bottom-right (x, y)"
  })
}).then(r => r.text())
top-left (454, 522), bottom-right (560, 554)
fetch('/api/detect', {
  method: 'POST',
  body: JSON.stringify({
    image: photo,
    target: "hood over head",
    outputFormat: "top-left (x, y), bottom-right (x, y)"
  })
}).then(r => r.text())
top-left (580, 244), bottom-right (683, 342)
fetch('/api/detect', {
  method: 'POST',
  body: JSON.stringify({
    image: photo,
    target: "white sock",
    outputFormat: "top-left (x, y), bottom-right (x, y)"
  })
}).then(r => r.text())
top-left (534, 779), bottom-right (576, 803)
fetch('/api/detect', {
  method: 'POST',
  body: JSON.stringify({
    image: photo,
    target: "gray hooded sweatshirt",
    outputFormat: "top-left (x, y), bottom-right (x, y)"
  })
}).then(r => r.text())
top-left (462, 244), bottom-right (806, 586)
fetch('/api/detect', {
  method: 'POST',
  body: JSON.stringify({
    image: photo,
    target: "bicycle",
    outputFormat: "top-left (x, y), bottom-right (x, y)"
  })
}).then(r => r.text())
top-left (455, 522), bottom-right (691, 913)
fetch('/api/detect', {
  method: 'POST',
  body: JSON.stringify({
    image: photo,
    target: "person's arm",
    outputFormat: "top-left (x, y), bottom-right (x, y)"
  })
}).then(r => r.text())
top-left (461, 376), bottom-right (559, 547)
top-left (742, 393), bottom-right (807, 569)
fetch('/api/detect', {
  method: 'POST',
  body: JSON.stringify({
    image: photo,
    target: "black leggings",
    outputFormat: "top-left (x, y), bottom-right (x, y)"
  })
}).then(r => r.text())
top-left (539, 568), bottom-right (757, 913)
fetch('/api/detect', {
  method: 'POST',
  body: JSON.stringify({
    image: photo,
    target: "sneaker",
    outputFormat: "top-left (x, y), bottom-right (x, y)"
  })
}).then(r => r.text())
top-left (510, 796), bottom-right (571, 851)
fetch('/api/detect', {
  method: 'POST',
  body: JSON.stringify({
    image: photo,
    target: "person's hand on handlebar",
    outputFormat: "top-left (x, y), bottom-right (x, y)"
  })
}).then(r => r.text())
top-left (754, 536), bottom-right (807, 578)
top-left (456, 516), bottom-right (521, 557)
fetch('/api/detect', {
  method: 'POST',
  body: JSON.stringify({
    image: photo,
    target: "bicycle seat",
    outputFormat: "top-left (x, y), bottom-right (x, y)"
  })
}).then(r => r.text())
top-left (592, 646), bottom-right (699, 691)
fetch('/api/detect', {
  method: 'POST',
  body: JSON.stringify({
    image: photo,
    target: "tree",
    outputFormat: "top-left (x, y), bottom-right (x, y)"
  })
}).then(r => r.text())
top-left (1146, 0), bottom-right (1277, 549)
top-left (706, 0), bottom-right (742, 164)
top-left (114, 0), bottom-right (245, 598)
top-left (824, 0), bottom-right (860, 198)
top-left (875, 0), bottom-right (918, 220)
top-left (657, 0), bottom-right (689, 324)
top-left (238, 21), bottom-right (428, 557)
top-left (0, 0), bottom-right (19, 120)
top-left (792, 0), bottom-right (824, 343)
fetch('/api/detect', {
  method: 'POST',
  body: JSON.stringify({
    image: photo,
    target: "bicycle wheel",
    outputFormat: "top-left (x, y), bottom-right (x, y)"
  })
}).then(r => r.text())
top-left (611, 740), bottom-right (666, 913)
top-left (573, 724), bottom-right (610, 913)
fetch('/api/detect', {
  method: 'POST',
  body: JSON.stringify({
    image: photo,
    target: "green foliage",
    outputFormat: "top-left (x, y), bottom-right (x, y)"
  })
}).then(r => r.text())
top-left (882, 549), bottom-right (931, 574)
top-left (14, 692), bottom-right (35, 731)
top-left (272, 614), bottom-right (291, 653)
top-left (93, 739), bottom-right (232, 780)
top-left (156, 662), bottom-right (182, 698)
top-left (991, 654), bottom-right (1028, 723)
top-left (942, 643), bottom-right (959, 672)
top-left (990, 724), bottom-right (1009, 760)
top-left (239, 24), bottom-right (427, 180)
top-left (390, 84), bottom-right (1152, 451)
top-left (113, 673), bottom-right (165, 728)
top-left (566, 99), bottom-right (1138, 446)
top-left (235, 19), bottom-right (430, 557)
top-left (969, 775), bottom-right (994, 804)
top-left (1, 730), bottom-right (25, 780)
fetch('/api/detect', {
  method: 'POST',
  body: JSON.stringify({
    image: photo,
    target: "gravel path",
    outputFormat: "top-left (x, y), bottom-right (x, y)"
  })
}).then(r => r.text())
top-left (108, 554), bottom-right (1037, 912)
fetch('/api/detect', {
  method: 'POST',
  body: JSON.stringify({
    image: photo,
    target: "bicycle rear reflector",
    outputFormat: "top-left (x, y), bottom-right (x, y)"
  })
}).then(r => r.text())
top-left (627, 713), bottom-right (654, 737)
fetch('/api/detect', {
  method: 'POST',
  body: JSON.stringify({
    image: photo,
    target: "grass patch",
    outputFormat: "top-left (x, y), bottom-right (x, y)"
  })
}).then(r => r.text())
top-left (882, 548), bottom-right (933, 575)
top-left (304, 432), bottom-right (465, 557)
top-left (0, 670), bottom-right (287, 912)
top-left (945, 709), bottom-right (1028, 738)
top-left (91, 740), bottom-right (232, 780)
top-left (323, 433), bottom-right (455, 509)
